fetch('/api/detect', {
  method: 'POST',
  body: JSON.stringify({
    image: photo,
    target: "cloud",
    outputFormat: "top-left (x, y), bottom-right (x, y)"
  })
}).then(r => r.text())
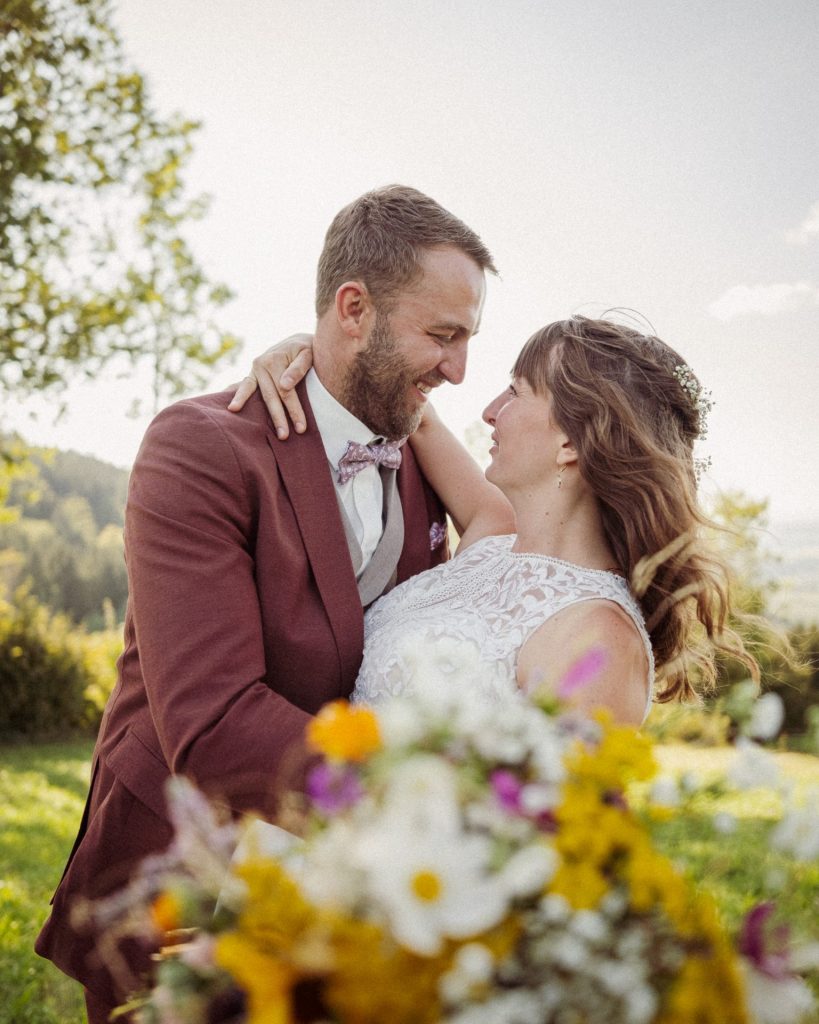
top-left (785, 200), bottom-right (819, 245)
top-left (707, 281), bottom-right (819, 321)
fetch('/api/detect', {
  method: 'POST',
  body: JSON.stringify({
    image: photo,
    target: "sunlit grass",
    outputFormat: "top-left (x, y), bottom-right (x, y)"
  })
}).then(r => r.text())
top-left (655, 743), bottom-right (819, 786)
top-left (0, 741), bottom-right (92, 1024)
top-left (648, 743), bottom-right (819, 950)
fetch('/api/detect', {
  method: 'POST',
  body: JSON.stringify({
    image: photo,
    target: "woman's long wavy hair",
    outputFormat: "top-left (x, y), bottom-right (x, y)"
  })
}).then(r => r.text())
top-left (513, 315), bottom-right (758, 701)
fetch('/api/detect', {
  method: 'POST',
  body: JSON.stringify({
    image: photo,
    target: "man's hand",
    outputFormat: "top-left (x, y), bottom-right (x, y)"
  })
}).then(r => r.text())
top-left (228, 334), bottom-right (314, 439)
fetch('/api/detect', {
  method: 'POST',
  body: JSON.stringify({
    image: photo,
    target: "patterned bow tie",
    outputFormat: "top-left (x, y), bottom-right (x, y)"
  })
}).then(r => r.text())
top-left (337, 439), bottom-right (403, 483)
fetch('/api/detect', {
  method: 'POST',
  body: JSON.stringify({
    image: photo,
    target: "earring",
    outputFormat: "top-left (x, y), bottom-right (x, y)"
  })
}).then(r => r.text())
top-left (556, 466), bottom-right (565, 489)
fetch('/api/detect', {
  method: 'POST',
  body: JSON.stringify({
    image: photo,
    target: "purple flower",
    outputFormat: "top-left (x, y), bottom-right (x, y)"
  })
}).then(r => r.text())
top-left (603, 789), bottom-right (629, 811)
top-left (307, 762), bottom-right (364, 815)
top-left (739, 902), bottom-right (792, 980)
top-left (491, 770), bottom-right (524, 813)
top-left (557, 646), bottom-right (608, 699)
top-left (429, 522), bottom-right (447, 551)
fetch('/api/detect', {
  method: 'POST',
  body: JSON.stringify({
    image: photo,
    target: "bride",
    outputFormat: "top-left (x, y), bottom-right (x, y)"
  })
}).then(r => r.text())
top-left (232, 315), bottom-right (757, 724)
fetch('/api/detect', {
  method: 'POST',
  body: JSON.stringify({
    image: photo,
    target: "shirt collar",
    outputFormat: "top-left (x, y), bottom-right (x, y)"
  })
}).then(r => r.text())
top-left (306, 369), bottom-right (379, 470)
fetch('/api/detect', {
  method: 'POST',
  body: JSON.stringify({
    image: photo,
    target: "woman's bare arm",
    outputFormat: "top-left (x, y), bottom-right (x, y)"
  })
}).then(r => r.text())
top-left (517, 601), bottom-right (650, 725)
top-left (410, 404), bottom-right (515, 551)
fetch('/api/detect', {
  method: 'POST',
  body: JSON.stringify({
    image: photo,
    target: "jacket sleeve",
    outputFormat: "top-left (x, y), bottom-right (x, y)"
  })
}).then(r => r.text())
top-left (124, 399), bottom-right (312, 817)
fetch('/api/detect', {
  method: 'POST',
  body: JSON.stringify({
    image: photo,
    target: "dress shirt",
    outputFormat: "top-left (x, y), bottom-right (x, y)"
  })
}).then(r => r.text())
top-left (305, 369), bottom-right (385, 574)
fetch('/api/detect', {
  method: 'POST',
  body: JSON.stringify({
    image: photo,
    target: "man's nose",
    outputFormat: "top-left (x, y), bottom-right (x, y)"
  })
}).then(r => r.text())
top-left (438, 340), bottom-right (468, 386)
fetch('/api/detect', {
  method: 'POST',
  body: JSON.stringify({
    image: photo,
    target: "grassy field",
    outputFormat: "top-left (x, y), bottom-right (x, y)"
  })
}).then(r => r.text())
top-left (0, 741), bottom-right (91, 1024)
top-left (1, 741), bottom-right (817, 1024)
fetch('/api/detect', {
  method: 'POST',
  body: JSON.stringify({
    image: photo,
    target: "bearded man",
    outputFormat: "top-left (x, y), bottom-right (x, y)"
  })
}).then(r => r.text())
top-left (35, 185), bottom-right (495, 1023)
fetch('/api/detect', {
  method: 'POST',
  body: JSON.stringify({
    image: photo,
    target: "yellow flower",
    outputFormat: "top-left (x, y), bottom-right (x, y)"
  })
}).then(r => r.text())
top-left (660, 951), bottom-right (749, 1024)
top-left (566, 715), bottom-right (657, 791)
top-left (149, 890), bottom-right (181, 934)
top-left (306, 700), bottom-right (382, 762)
top-left (321, 915), bottom-right (520, 1024)
top-left (215, 932), bottom-right (295, 1024)
top-left (324, 917), bottom-right (445, 1024)
top-left (549, 860), bottom-right (609, 909)
top-left (230, 859), bottom-right (328, 965)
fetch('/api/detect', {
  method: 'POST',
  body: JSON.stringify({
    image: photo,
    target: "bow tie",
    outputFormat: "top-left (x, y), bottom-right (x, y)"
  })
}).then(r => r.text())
top-left (337, 439), bottom-right (403, 483)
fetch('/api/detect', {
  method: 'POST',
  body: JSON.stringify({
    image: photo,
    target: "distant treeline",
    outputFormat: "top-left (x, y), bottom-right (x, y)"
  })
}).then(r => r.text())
top-left (0, 447), bottom-right (129, 627)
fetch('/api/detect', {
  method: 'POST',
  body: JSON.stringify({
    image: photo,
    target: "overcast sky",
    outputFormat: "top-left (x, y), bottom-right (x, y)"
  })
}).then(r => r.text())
top-left (7, 0), bottom-right (818, 524)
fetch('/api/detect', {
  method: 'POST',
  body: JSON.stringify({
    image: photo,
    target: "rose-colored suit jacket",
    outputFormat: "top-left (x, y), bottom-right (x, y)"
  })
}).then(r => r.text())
top-left (35, 385), bottom-right (448, 1004)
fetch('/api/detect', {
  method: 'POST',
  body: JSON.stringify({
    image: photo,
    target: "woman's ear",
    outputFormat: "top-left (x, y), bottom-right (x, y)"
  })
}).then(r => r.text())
top-left (335, 281), bottom-right (375, 346)
top-left (556, 436), bottom-right (578, 468)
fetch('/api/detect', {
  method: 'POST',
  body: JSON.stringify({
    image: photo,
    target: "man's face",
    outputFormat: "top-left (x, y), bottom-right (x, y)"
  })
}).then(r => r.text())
top-left (340, 246), bottom-right (486, 439)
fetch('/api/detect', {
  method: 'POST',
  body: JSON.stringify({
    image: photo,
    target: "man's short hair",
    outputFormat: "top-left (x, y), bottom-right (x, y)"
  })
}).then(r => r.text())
top-left (315, 184), bottom-right (497, 316)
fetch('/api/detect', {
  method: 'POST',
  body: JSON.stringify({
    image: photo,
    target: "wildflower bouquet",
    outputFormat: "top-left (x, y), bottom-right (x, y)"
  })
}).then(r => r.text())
top-left (102, 670), bottom-right (816, 1024)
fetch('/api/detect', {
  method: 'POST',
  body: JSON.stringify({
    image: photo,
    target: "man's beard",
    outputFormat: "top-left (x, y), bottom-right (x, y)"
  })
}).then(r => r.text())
top-left (340, 312), bottom-right (425, 440)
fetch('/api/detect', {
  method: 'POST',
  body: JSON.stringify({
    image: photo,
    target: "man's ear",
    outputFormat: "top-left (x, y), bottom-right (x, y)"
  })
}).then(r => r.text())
top-left (335, 281), bottom-right (375, 347)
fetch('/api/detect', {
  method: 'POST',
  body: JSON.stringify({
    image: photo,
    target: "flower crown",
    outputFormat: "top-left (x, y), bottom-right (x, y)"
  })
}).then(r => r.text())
top-left (672, 363), bottom-right (714, 481)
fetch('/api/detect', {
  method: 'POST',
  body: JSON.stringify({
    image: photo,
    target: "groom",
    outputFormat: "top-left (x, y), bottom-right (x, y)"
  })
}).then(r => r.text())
top-left (35, 185), bottom-right (494, 1022)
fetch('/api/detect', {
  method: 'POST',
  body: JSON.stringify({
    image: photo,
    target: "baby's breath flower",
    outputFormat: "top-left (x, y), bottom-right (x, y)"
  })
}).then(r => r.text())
top-left (673, 362), bottom-right (714, 439)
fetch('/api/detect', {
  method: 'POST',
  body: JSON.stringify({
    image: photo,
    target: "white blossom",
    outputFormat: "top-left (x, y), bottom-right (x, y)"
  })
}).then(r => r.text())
top-left (354, 817), bottom-right (507, 955)
top-left (539, 892), bottom-right (571, 923)
top-left (713, 811), bottom-right (738, 834)
top-left (741, 959), bottom-right (815, 1024)
top-left (748, 692), bottom-right (786, 741)
top-left (499, 843), bottom-right (557, 898)
top-left (624, 984), bottom-right (658, 1024)
top-left (376, 698), bottom-right (426, 747)
top-left (596, 959), bottom-right (645, 996)
top-left (569, 909), bottom-right (609, 945)
top-left (770, 791), bottom-right (819, 861)
top-left (649, 775), bottom-right (680, 808)
top-left (447, 990), bottom-right (543, 1024)
top-left (729, 738), bottom-right (781, 790)
top-left (520, 782), bottom-right (559, 815)
top-left (551, 933), bottom-right (587, 970)
top-left (454, 942), bottom-right (495, 982)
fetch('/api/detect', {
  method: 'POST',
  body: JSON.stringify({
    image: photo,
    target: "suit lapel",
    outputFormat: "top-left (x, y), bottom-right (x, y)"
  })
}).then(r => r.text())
top-left (266, 384), bottom-right (364, 686)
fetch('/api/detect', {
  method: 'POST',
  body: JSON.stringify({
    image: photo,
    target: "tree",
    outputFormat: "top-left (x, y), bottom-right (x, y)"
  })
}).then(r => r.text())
top-left (708, 491), bottom-right (815, 735)
top-left (0, 0), bottom-right (239, 412)
top-left (0, 434), bottom-right (37, 523)
top-left (708, 491), bottom-right (778, 618)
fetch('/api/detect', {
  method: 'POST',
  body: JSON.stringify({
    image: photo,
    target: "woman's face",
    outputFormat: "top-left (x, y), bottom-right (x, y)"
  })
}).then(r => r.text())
top-left (482, 377), bottom-right (568, 494)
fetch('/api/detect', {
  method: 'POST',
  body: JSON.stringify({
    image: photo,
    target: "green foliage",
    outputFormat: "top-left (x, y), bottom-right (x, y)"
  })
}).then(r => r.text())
top-left (0, 510), bottom-right (128, 624)
top-left (773, 623), bottom-right (819, 737)
top-left (708, 490), bottom-right (776, 618)
top-left (8, 443), bottom-right (129, 527)
top-left (0, 587), bottom-right (118, 737)
top-left (706, 491), bottom-right (817, 737)
top-left (0, 443), bottom-right (129, 623)
top-left (0, 435), bottom-right (37, 523)
top-left (0, 0), bottom-right (239, 412)
top-left (0, 739), bottom-right (92, 1024)
top-left (643, 700), bottom-right (731, 746)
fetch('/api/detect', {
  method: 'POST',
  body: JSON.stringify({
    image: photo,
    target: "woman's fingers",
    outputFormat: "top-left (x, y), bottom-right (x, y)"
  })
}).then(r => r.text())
top-left (227, 375), bottom-right (259, 412)
top-left (280, 346), bottom-right (313, 390)
top-left (253, 355), bottom-right (298, 439)
top-left (228, 334), bottom-right (314, 438)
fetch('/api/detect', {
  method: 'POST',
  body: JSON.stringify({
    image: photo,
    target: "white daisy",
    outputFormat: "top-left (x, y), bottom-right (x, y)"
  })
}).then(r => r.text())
top-left (355, 819), bottom-right (507, 956)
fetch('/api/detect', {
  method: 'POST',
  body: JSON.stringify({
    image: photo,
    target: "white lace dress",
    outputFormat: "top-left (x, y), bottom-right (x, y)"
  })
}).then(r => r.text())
top-left (353, 534), bottom-right (654, 717)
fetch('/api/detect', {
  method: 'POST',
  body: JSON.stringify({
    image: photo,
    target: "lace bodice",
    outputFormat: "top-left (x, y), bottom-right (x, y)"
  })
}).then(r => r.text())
top-left (353, 534), bottom-right (654, 714)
